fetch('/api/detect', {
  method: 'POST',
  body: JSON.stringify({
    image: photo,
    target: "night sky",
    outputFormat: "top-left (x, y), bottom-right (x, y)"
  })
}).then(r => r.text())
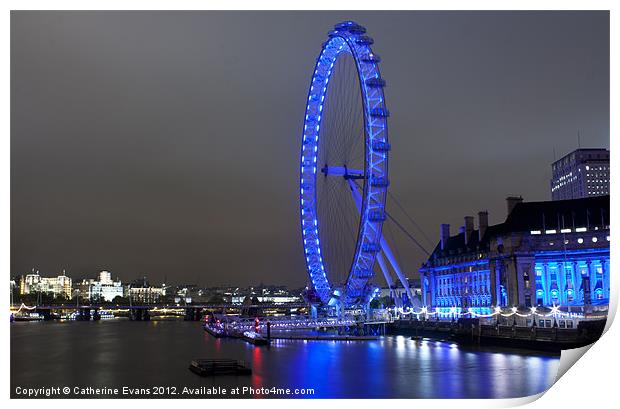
top-left (11, 11), bottom-right (609, 287)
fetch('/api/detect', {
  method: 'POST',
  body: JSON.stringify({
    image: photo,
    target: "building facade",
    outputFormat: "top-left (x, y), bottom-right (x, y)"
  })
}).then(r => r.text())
top-left (420, 196), bottom-right (610, 315)
top-left (20, 272), bottom-right (41, 295)
top-left (19, 271), bottom-right (72, 299)
top-left (128, 277), bottom-right (166, 304)
top-left (551, 148), bottom-right (609, 200)
top-left (49, 274), bottom-right (73, 299)
top-left (77, 271), bottom-right (123, 302)
top-left (129, 286), bottom-right (165, 303)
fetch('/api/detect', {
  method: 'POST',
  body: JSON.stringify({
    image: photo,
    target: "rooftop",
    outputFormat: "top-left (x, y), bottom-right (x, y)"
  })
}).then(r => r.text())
top-left (429, 195), bottom-right (609, 259)
top-left (552, 147), bottom-right (610, 167)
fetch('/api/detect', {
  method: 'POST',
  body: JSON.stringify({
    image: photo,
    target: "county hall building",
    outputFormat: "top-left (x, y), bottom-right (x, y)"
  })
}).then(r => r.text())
top-left (419, 195), bottom-right (610, 316)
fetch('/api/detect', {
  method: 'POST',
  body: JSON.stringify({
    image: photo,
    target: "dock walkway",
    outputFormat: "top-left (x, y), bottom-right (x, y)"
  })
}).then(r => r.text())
top-left (271, 334), bottom-right (379, 341)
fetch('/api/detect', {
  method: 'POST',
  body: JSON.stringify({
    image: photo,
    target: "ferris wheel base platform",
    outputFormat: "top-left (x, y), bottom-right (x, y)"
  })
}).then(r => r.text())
top-left (271, 334), bottom-right (379, 341)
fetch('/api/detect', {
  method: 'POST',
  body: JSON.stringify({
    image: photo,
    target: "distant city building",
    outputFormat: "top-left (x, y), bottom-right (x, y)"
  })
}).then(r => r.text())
top-left (175, 284), bottom-right (197, 298)
top-left (229, 285), bottom-right (303, 305)
top-left (51, 274), bottom-right (73, 299)
top-left (379, 279), bottom-right (422, 306)
top-left (77, 271), bottom-right (123, 302)
top-left (129, 276), bottom-right (166, 304)
top-left (19, 272), bottom-right (41, 295)
top-left (551, 148), bottom-right (609, 200)
top-left (420, 195), bottom-right (610, 316)
top-left (129, 287), bottom-right (165, 303)
top-left (19, 271), bottom-right (72, 299)
top-left (231, 294), bottom-right (302, 305)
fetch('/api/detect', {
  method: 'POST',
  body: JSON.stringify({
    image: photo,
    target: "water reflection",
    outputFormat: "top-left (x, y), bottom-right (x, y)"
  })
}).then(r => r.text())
top-left (251, 347), bottom-right (264, 393)
top-left (11, 320), bottom-right (559, 399)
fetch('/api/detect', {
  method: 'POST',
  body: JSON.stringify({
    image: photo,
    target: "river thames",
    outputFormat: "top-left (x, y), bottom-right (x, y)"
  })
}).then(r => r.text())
top-left (11, 319), bottom-right (560, 399)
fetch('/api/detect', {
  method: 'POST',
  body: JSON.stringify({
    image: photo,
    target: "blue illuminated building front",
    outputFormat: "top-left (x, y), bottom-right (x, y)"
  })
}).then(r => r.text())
top-left (530, 249), bottom-right (609, 307)
top-left (420, 196), bottom-right (610, 315)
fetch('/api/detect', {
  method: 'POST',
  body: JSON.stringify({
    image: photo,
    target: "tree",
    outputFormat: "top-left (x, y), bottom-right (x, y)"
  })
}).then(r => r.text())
top-left (90, 293), bottom-right (103, 305)
top-left (112, 295), bottom-right (129, 305)
top-left (53, 294), bottom-right (71, 304)
top-left (207, 295), bottom-right (225, 305)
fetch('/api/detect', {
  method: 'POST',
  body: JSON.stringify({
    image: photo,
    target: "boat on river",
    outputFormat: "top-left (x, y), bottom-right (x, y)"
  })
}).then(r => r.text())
top-left (203, 324), bottom-right (226, 338)
top-left (242, 331), bottom-right (270, 346)
top-left (189, 359), bottom-right (252, 376)
top-left (12, 312), bottom-right (44, 322)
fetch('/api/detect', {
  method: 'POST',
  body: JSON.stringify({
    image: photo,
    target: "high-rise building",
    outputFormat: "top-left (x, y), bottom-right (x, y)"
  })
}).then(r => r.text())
top-left (551, 148), bottom-right (609, 200)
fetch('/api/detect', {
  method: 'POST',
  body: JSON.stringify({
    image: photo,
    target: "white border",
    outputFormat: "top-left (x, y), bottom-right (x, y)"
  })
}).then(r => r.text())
top-left (3, 2), bottom-right (617, 409)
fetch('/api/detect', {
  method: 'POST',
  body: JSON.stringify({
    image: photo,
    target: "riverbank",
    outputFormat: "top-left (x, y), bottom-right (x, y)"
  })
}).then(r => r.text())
top-left (388, 318), bottom-right (606, 352)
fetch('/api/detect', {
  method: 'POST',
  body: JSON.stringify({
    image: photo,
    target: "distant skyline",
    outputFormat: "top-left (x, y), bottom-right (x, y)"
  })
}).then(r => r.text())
top-left (11, 11), bottom-right (609, 287)
top-left (12, 266), bottom-right (299, 288)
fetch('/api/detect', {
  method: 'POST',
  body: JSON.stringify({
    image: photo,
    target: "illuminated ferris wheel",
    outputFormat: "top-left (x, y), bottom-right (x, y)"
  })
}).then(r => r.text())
top-left (299, 21), bottom-right (412, 310)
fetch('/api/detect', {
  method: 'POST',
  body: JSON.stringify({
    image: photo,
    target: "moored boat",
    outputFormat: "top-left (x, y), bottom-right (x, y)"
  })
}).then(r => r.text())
top-left (12, 312), bottom-right (44, 322)
top-left (203, 324), bottom-right (226, 338)
top-left (242, 331), bottom-right (270, 346)
top-left (189, 359), bottom-right (252, 376)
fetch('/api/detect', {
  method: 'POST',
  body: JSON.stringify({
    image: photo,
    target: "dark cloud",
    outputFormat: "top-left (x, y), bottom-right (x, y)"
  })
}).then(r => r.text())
top-left (11, 11), bottom-right (609, 287)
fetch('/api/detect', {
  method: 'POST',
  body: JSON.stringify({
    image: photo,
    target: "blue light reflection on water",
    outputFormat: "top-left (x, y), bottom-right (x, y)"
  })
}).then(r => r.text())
top-left (261, 335), bottom-right (558, 399)
top-left (11, 321), bottom-right (559, 399)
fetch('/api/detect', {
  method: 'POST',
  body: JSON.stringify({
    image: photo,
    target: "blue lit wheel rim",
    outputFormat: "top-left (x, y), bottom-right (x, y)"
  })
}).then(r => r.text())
top-left (299, 21), bottom-right (390, 307)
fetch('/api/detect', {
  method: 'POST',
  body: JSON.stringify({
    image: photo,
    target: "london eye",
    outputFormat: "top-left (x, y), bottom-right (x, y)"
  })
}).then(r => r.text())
top-left (299, 21), bottom-right (393, 310)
